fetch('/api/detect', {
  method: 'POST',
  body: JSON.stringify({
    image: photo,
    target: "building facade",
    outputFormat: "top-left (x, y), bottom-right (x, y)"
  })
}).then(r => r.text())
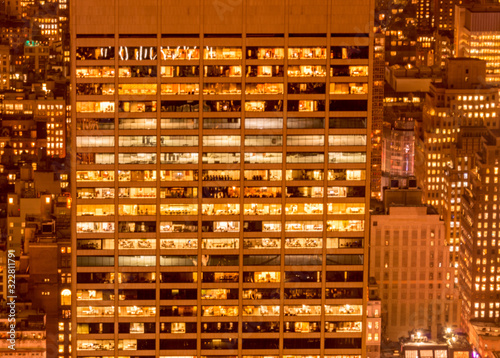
top-left (416, 58), bottom-right (498, 210)
top-left (0, 94), bottom-right (67, 162)
top-left (0, 45), bottom-right (10, 90)
top-left (460, 130), bottom-right (500, 328)
top-left (0, 310), bottom-right (47, 357)
top-left (4, 165), bottom-right (71, 357)
top-left (366, 278), bottom-right (381, 358)
top-left (382, 115), bottom-right (415, 178)
top-left (455, 4), bottom-right (500, 83)
top-left (370, 31), bottom-right (384, 200)
top-left (71, 0), bottom-right (374, 357)
top-left (370, 187), bottom-right (461, 341)
top-left (415, 58), bottom-right (499, 290)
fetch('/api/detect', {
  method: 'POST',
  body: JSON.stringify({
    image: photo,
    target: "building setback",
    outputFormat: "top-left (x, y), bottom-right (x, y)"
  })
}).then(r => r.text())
top-left (71, 1), bottom-right (373, 357)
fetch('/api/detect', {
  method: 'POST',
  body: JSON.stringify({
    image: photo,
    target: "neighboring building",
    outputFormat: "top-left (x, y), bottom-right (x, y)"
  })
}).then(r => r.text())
top-left (468, 321), bottom-right (500, 358)
top-left (371, 31), bottom-right (385, 200)
top-left (370, 186), bottom-right (461, 340)
top-left (384, 64), bottom-right (442, 103)
top-left (0, 93), bottom-right (67, 163)
top-left (400, 329), bottom-right (472, 358)
top-left (3, 164), bottom-right (70, 357)
top-left (24, 40), bottom-right (50, 74)
top-left (71, 0), bottom-right (374, 356)
top-left (382, 63), bottom-right (435, 196)
top-left (0, 18), bottom-right (30, 51)
top-left (0, 308), bottom-right (47, 357)
top-left (20, 0), bottom-right (37, 18)
top-left (416, 0), bottom-right (434, 32)
top-left (32, 16), bottom-right (60, 43)
top-left (367, 278), bottom-right (382, 358)
top-left (415, 58), bottom-right (499, 289)
top-left (416, 34), bottom-right (435, 67)
top-left (455, 4), bottom-right (500, 83)
top-left (435, 0), bottom-right (474, 32)
top-left (0, 2), bottom-right (71, 355)
top-left (0, 44), bottom-right (10, 90)
top-left (435, 32), bottom-right (453, 69)
top-left (3, 0), bottom-right (22, 18)
top-left (460, 129), bottom-right (500, 328)
top-left (25, 240), bottom-right (60, 357)
top-left (442, 126), bottom-right (486, 278)
top-left (35, 96), bottom-right (67, 158)
top-left (382, 115), bottom-right (415, 178)
top-left (384, 27), bottom-right (418, 66)
top-left (0, 252), bottom-right (6, 301)
top-left (415, 58), bottom-right (499, 211)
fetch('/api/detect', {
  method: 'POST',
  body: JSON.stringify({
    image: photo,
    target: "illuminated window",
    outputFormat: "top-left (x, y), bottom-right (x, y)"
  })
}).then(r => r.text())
top-left (61, 289), bottom-right (71, 305)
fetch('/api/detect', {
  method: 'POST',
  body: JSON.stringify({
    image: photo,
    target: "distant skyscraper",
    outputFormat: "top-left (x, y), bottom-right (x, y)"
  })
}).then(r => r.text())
top-left (455, 4), bottom-right (500, 83)
top-left (71, 0), bottom-right (374, 357)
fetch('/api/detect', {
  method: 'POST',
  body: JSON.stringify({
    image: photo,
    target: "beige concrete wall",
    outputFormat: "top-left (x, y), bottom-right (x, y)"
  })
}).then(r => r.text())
top-left (74, 0), bottom-right (373, 35)
top-left (246, 0), bottom-right (285, 33)
top-left (75, 0), bottom-right (115, 34)
top-left (162, 0), bottom-right (201, 34)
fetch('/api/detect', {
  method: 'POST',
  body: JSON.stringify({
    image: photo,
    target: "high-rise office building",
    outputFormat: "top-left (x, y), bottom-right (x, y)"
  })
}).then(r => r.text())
top-left (460, 129), bottom-right (500, 331)
top-left (441, 126), bottom-right (485, 274)
top-left (71, 1), bottom-right (373, 357)
top-left (455, 4), bottom-right (500, 83)
top-left (415, 58), bottom-right (498, 211)
top-left (415, 58), bottom-right (498, 280)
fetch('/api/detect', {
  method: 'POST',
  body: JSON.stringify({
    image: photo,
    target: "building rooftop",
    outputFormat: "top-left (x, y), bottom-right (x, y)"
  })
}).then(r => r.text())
top-left (401, 330), bottom-right (472, 351)
top-left (467, 5), bottom-right (500, 13)
top-left (470, 320), bottom-right (500, 339)
top-left (447, 57), bottom-right (484, 62)
top-left (388, 64), bottom-right (442, 79)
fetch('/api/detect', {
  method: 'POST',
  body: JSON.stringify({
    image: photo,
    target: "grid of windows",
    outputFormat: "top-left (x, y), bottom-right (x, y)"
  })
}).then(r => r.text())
top-left (72, 3), bottom-right (371, 357)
